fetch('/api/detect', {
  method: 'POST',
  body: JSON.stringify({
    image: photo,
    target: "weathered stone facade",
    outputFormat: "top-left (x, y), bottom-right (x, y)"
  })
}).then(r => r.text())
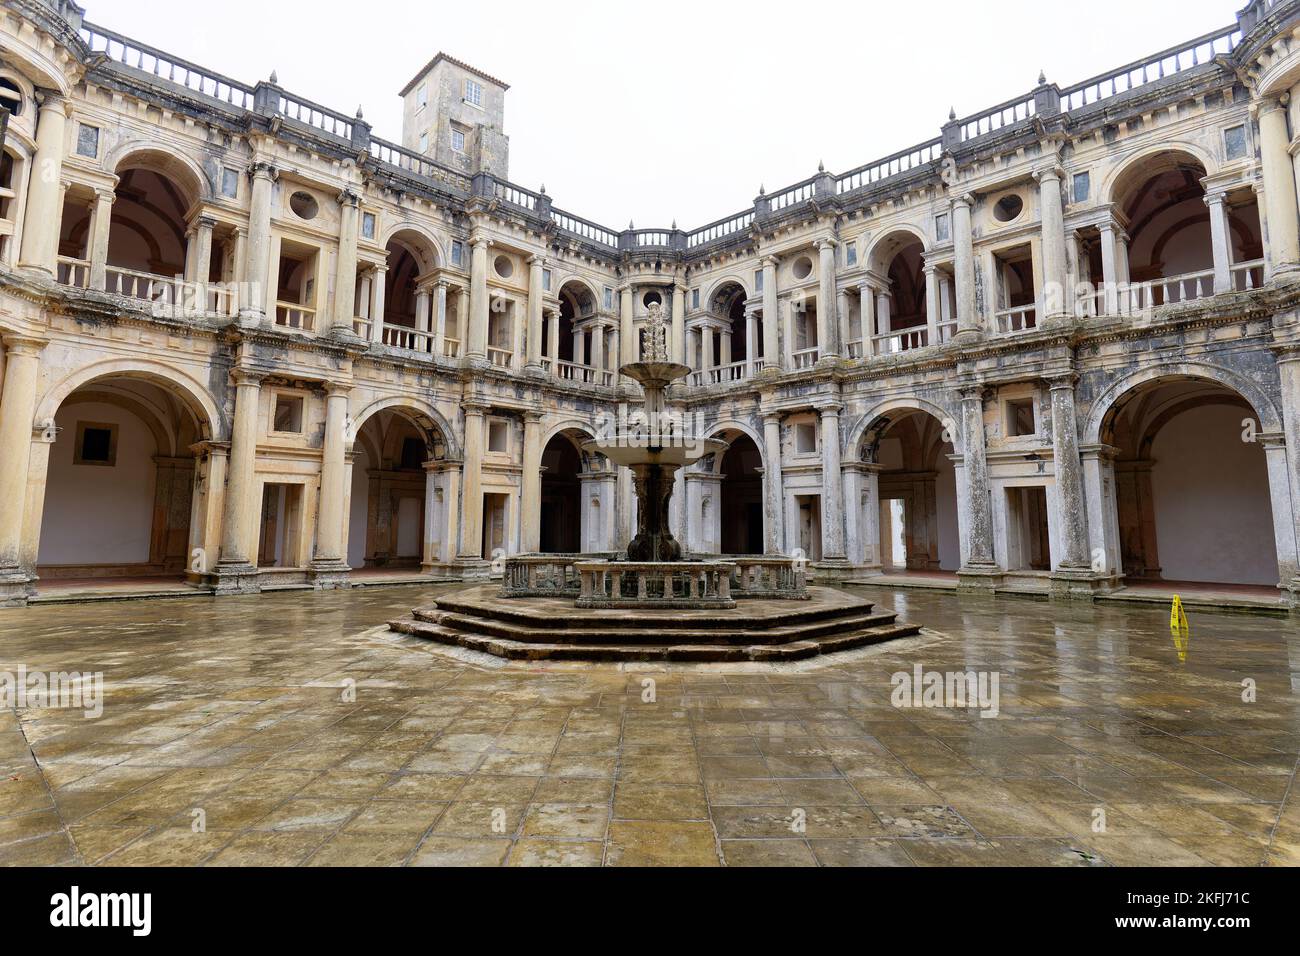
top-left (1, 0), bottom-right (1299, 608)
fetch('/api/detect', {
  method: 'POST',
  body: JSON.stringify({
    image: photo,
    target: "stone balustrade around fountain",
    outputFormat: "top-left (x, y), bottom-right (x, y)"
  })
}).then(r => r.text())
top-left (575, 560), bottom-right (737, 609)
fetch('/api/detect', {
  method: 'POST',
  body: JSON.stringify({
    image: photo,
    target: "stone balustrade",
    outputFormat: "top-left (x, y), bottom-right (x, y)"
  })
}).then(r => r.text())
top-left (730, 557), bottom-right (811, 600)
top-left (575, 560), bottom-right (738, 610)
top-left (501, 554), bottom-right (616, 597)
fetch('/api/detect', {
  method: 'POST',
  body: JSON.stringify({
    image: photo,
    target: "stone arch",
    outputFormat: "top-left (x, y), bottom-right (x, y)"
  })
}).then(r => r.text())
top-left (349, 395), bottom-right (459, 460)
top-left (1083, 362), bottom-right (1282, 445)
top-left (552, 274), bottom-right (602, 309)
top-left (382, 223), bottom-right (444, 276)
top-left (36, 359), bottom-right (224, 440)
top-left (865, 225), bottom-right (930, 275)
top-left (845, 396), bottom-right (963, 459)
top-left (1100, 143), bottom-right (1216, 210)
top-left (703, 419), bottom-right (763, 473)
top-left (701, 274), bottom-right (754, 309)
top-left (105, 143), bottom-right (211, 205)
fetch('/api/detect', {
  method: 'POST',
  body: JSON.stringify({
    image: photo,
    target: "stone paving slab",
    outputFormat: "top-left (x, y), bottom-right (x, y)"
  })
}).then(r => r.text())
top-left (0, 584), bottom-right (1296, 866)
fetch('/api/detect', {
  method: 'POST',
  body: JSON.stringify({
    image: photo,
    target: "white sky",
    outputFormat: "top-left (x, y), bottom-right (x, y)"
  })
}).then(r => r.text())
top-left (88, 0), bottom-right (1236, 230)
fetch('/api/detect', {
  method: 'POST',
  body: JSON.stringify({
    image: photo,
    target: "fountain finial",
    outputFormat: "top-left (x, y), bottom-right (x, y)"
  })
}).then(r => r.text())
top-left (641, 301), bottom-right (671, 363)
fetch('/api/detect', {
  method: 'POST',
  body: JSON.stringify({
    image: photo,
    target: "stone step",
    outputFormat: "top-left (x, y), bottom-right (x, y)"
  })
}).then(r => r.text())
top-left (389, 616), bottom-right (922, 664)
top-left (425, 594), bottom-right (876, 633)
top-left (414, 607), bottom-right (903, 647)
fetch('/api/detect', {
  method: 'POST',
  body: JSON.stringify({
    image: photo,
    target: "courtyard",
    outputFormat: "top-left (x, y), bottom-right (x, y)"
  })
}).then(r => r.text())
top-left (0, 585), bottom-right (1296, 867)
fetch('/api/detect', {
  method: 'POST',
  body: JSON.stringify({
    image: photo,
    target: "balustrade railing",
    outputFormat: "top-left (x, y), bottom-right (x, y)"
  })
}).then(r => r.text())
top-left (957, 95), bottom-right (1036, 143)
top-left (690, 360), bottom-right (754, 387)
top-left (551, 210), bottom-right (620, 248)
top-left (382, 324), bottom-right (432, 353)
top-left (275, 302), bottom-right (316, 332)
top-left (872, 328), bottom-right (929, 355)
top-left (687, 211), bottom-right (754, 249)
top-left (576, 561), bottom-right (737, 609)
top-left (837, 139), bottom-right (944, 194)
top-left (768, 180), bottom-right (817, 212)
top-left (487, 346), bottom-right (515, 369)
top-left (494, 181), bottom-right (539, 211)
top-left (277, 94), bottom-right (353, 140)
top-left (443, 338), bottom-right (462, 358)
top-left (80, 23), bottom-right (256, 110)
top-left (791, 348), bottom-right (820, 370)
top-left (994, 305), bottom-right (1038, 335)
top-left (104, 265), bottom-right (170, 303)
top-left (1231, 259), bottom-right (1266, 291)
top-left (57, 256), bottom-right (89, 289)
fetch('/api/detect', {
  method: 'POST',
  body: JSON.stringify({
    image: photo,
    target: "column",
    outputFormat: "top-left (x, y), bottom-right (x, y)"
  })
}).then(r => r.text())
top-left (526, 256), bottom-right (545, 371)
top-left (820, 404), bottom-right (846, 561)
top-left (592, 325), bottom-right (606, 372)
top-left (1048, 375), bottom-right (1092, 573)
top-left (701, 324), bottom-right (714, 372)
top-left (619, 286), bottom-right (635, 366)
top-left (17, 94), bottom-right (67, 275)
top-left (369, 266), bottom-right (387, 345)
top-left (520, 412), bottom-right (544, 553)
top-left (188, 215), bottom-right (216, 313)
top-left (816, 239), bottom-right (839, 359)
top-left (877, 289), bottom-right (893, 334)
top-left (241, 163), bottom-right (276, 324)
top-left (745, 309), bottom-right (760, 373)
top-left (331, 191), bottom-right (360, 334)
top-left (1258, 96), bottom-right (1300, 275)
top-left (0, 337), bottom-right (44, 595)
top-left (761, 256), bottom-right (780, 370)
top-left (1035, 166), bottom-right (1069, 320)
top-left (433, 280), bottom-right (449, 357)
top-left (457, 402), bottom-right (487, 560)
top-left (952, 194), bottom-right (979, 339)
top-left (1274, 355), bottom-right (1300, 594)
top-left (860, 464), bottom-right (884, 571)
top-left (87, 188), bottom-right (115, 291)
top-left (859, 281), bottom-right (876, 354)
top-left (455, 288), bottom-right (468, 353)
top-left (311, 384), bottom-right (351, 583)
top-left (836, 289), bottom-right (851, 359)
top-left (762, 413), bottom-right (785, 555)
top-left (216, 372), bottom-right (263, 583)
top-left (958, 386), bottom-right (998, 572)
top-left (1206, 191), bottom-right (1233, 295)
top-left (1099, 222), bottom-right (1121, 315)
top-left (415, 287), bottom-right (432, 339)
top-left (923, 263), bottom-right (940, 345)
top-left (546, 309), bottom-right (559, 368)
top-left (671, 283), bottom-right (687, 364)
top-left (467, 235), bottom-right (491, 359)
top-left (720, 329), bottom-right (733, 366)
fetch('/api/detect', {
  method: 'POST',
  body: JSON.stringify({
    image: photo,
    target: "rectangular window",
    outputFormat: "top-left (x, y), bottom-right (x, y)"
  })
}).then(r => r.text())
top-left (361, 212), bottom-right (376, 240)
top-left (487, 420), bottom-right (509, 454)
top-left (543, 269), bottom-right (552, 292)
top-left (795, 423), bottom-right (818, 456)
top-left (451, 128), bottom-right (466, 152)
top-left (1072, 172), bottom-right (1091, 204)
top-left (451, 240), bottom-right (465, 267)
top-left (419, 132), bottom-right (429, 153)
top-left (755, 270), bottom-right (764, 293)
top-left (74, 422), bottom-right (117, 466)
top-left (1007, 399), bottom-right (1036, 437)
top-left (273, 395), bottom-right (304, 434)
top-left (692, 289), bottom-right (700, 310)
top-left (935, 213), bottom-right (950, 243)
top-left (1224, 125), bottom-right (1248, 161)
top-left (416, 84), bottom-right (428, 108)
top-left (465, 79), bottom-right (484, 107)
top-left (221, 167), bottom-right (240, 199)
top-left (604, 287), bottom-right (614, 311)
top-left (845, 242), bottom-right (858, 267)
top-left (76, 124), bottom-right (100, 159)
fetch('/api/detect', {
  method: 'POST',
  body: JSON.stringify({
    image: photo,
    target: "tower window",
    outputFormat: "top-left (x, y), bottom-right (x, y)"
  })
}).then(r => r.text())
top-left (465, 79), bottom-right (483, 107)
top-left (451, 128), bottom-right (466, 152)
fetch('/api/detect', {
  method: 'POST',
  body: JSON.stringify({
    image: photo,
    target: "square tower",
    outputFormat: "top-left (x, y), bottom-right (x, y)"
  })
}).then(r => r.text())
top-left (400, 54), bottom-right (509, 179)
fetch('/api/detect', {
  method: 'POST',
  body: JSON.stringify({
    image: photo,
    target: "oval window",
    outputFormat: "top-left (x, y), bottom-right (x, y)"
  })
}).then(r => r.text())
top-left (494, 255), bottom-right (514, 279)
top-left (289, 191), bottom-right (319, 220)
top-left (642, 291), bottom-right (663, 308)
top-left (792, 256), bottom-right (814, 280)
top-left (994, 195), bottom-right (1024, 223)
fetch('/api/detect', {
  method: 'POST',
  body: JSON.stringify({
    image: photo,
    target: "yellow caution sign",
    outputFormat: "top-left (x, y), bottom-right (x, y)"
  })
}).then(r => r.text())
top-left (1170, 596), bottom-right (1191, 662)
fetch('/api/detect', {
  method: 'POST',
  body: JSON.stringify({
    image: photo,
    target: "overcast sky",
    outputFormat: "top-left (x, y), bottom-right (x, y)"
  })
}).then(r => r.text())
top-left (89, 0), bottom-right (1236, 230)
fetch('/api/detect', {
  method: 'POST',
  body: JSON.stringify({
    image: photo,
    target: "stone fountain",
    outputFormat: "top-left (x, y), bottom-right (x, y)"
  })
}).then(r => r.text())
top-left (581, 303), bottom-right (727, 565)
top-left (389, 305), bottom-right (925, 660)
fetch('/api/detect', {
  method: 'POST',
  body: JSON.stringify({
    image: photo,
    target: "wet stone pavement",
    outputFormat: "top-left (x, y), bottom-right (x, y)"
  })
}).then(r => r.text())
top-left (0, 584), bottom-right (1297, 867)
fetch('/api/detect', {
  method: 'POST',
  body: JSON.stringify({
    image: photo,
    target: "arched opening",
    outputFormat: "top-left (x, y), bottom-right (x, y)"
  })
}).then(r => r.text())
top-left (347, 408), bottom-right (450, 577)
top-left (0, 144), bottom-right (25, 266)
top-left (540, 432), bottom-right (586, 554)
top-left (867, 232), bottom-right (943, 351)
top-left (36, 374), bottom-right (212, 592)
top-left (1102, 376), bottom-right (1279, 589)
top-left (718, 432), bottom-right (764, 555)
top-left (1093, 152), bottom-right (1264, 308)
top-left (859, 408), bottom-right (960, 575)
top-left (556, 281), bottom-right (598, 372)
top-left (376, 231), bottom-right (447, 353)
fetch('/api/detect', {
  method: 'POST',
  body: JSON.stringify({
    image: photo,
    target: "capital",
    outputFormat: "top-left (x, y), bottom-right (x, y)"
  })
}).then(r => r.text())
top-left (231, 370), bottom-right (266, 387)
top-left (1, 334), bottom-right (47, 357)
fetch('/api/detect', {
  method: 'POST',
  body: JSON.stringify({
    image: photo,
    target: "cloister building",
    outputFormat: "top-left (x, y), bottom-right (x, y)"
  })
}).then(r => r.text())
top-left (1, 0), bottom-right (1299, 609)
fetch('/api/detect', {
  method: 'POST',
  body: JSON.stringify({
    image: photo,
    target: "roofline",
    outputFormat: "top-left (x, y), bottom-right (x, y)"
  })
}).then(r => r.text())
top-left (400, 53), bottom-right (510, 97)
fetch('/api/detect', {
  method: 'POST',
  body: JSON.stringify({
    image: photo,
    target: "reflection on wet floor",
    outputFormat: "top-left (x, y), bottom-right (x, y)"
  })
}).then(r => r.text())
top-left (0, 584), bottom-right (1297, 867)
